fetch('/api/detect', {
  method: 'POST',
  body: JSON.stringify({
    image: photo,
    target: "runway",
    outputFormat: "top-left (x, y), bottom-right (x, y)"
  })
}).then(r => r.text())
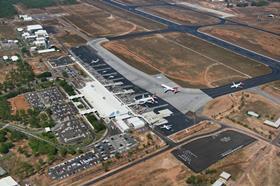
top-left (101, 0), bottom-right (280, 98)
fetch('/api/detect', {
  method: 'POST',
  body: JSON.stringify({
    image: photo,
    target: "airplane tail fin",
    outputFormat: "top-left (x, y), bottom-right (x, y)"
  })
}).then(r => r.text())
top-left (172, 87), bottom-right (179, 94)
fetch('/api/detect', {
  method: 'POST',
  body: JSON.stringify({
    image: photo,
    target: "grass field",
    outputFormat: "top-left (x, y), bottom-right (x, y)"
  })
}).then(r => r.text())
top-left (200, 25), bottom-right (280, 60)
top-left (141, 5), bottom-right (220, 25)
top-left (103, 32), bottom-right (271, 88)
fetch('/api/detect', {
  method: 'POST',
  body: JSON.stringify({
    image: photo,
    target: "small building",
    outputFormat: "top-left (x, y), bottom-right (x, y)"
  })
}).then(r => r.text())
top-left (37, 48), bottom-right (56, 54)
top-left (264, 119), bottom-right (280, 128)
top-left (127, 117), bottom-right (145, 129)
top-left (220, 171), bottom-right (231, 180)
top-left (19, 14), bottom-right (33, 21)
top-left (35, 30), bottom-right (49, 38)
top-left (27, 24), bottom-right (43, 33)
top-left (247, 111), bottom-right (260, 118)
top-left (11, 56), bottom-right (19, 62)
top-left (16, 28), bottom-right (24, 32)
top-left (2, 56), bottom-right (9, 61)
top-left (268, 14), bottom-right (274, 18)
top-left (0, 176), bottom-right (19, 186)
top-left (212, 178), bottom-right (226, 186)
top-left (45, 127), bottom-right (51, 133)
top-left (33, 40), bottom-right (47, 48)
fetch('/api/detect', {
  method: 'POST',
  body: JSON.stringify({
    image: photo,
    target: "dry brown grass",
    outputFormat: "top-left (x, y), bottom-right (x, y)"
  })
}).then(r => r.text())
top-left (60, 3), bottom-right (144, 37)
top-left (142, 5), bottom-right (220, 25)
top-left (103, 32), bottom-right (270, 88)
top-left (202, 91), bottom-right (280, 139)
top-left (200, 25), bottom-right (280, 60)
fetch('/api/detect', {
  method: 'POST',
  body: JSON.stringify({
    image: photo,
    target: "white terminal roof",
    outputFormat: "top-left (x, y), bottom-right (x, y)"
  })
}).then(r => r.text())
top-left (0, 176), bottom-right (19, 186)
top-left (27, 24), bottom-right (43, 31)
top-left (79, 82), bottom-right (130, 118)
top-left (115, 119), bottom-right (130, 132)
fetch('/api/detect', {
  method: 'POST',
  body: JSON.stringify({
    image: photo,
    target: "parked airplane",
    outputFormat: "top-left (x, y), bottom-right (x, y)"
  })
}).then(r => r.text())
top-left (91, 58), bottom-right (99, 63)
top-left (230, 82), bottom-right (243, 88)
top-left (161, 84), bottom-right (179, 94)
top-left (160, 124), bottom-right (172, 130)
top-left (135, 94), bottom-right (157, 105)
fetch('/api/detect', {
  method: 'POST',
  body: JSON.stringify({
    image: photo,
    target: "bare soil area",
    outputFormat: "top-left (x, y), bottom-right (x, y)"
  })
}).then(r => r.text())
top-left (235, 144), bottom-right (280, 186)
top-left (200, 25), bottom-right (280, 60)
top-left (95, 150), bottom-right (192, 186)
top-left (26, 57), bottom-right (48, 75)
top-left (8, 95), bottom-right (30, 115)
top-left (202, 91), bottom-right (280, 140)
top-left (103, 32), bottom-right (270, 88)
top-left (142, 5), bottom-right (220, 25)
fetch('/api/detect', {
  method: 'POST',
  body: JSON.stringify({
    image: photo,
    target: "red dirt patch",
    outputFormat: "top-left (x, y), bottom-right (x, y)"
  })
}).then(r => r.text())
top-left (8, 95), bottom-right (30, 115)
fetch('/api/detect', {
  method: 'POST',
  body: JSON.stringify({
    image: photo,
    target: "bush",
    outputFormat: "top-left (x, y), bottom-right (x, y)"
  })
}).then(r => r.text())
top-left (28, 138), bottom-right (57, 156)
top-left (86, 114), bottom-right (106, 133)
top-left (36, 72), bottom-right (52, 79)
top-left (0, 131), bottom-right (7, 142)
top-left (0, 142), bottom-right (14, 154)
top-left (251, 0), bottom-right (269, 6)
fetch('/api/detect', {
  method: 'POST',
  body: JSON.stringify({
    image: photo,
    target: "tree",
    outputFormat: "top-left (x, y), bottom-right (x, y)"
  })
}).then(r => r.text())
top-left (0, 142), bottom-right (13, 154)
top-left (0, 131), bottom-right (7, 142)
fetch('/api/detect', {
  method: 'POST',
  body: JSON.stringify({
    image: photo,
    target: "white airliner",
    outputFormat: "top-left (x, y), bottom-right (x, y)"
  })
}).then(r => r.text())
top-left (161, 84), bottom-right (179, 94)
top-left (91, 58), bottom-right (99, 63)
top-left (135, 94), bottom-right (157, 105)
top-left (160, 124), bottom-right (172, 130)
top-left (230, 82), bottom-right (243, 88)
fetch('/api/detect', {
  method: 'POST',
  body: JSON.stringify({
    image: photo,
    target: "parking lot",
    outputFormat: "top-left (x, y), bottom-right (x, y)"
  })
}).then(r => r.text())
top-left (49, 56), bottom-right (75, 68)
top-left (25, 87), bottom-right (93, 144)
top-left (49, 133), bottom-right (137, 180)
top-left (48, 151), bottom-right (99, 180)
top-left (172, 130), bottom-right (256, 172)
top-left (54, 117), bottom-right (93, 144)
top-left (71, 45), bottom-right (196, 137)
